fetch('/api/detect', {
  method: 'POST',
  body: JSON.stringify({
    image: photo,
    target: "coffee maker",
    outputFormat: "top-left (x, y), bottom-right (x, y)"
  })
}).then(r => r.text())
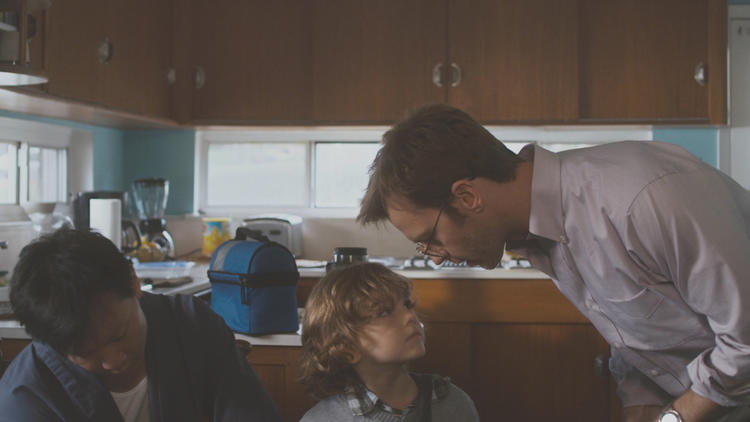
top-left (72, 191), bottom-right (140, 254)
top-left (131, 178), bottom-right (175, 260)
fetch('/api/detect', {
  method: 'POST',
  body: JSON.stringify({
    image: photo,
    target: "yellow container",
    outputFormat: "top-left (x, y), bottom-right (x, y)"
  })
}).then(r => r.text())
top-left (202, 217), bottom-right (232, 257)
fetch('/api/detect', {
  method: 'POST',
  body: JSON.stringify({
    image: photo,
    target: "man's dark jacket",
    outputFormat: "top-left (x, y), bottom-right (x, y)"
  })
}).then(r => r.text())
top-left (0, 292), bottom-right (282, 421)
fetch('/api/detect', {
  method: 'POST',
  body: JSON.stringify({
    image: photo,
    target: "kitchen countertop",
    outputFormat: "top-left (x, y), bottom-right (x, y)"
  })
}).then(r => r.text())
top-left (1, 262), bottom-right (549, 347)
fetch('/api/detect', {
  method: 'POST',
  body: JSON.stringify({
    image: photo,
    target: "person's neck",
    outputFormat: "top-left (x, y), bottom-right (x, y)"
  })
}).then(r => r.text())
top-left (354, 362), bottom-right (418, 411)
top-left (102, 358), bottom-right (147, 393)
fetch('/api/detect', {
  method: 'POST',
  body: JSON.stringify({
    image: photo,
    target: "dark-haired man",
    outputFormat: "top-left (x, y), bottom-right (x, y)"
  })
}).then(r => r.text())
top-left (0, 228), bottom-right (281, 422)
top-left (358, 104), bottom-right (750, 422)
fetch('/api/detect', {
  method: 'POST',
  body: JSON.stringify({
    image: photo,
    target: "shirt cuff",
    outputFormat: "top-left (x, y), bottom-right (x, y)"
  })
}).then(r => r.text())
top-left (687, 347), bottom-right (750, 408)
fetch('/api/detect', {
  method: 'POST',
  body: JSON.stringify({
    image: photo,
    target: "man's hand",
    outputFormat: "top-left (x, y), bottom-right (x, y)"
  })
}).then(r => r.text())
top-left (671, 389), bottom-right (730, 422)
top-left (623, 390), bottom-right (731, 422)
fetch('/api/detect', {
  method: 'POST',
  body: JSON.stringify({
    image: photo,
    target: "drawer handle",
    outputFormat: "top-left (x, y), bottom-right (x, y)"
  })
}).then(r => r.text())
top-left (593, 354), bottom-right (609, 377)
top-left (694, 62), bottom-right (707, 87)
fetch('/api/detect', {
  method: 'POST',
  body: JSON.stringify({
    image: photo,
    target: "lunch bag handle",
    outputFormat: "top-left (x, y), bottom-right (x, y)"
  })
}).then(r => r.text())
top-left (235, 226), bottom-right (271, 243)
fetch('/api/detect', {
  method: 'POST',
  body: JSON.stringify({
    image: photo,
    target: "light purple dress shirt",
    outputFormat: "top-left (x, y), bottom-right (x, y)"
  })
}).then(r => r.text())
top-left (506, 142), bottom-right (750, 408)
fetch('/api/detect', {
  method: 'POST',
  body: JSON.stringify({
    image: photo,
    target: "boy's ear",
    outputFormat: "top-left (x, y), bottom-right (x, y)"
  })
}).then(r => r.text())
top-left (348, 348), bottom-right (362, 365)
top-left (450, 178), bottom-right (483, 213)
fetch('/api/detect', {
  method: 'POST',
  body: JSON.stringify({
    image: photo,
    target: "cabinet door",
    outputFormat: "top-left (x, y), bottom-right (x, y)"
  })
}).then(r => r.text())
top-left (448, 0), bottom-right (579, 122)
top-left (472, 324), bottom-right (612, 421)
top-left (579, 0), bottom-right (726, 123)
top-left (46, 0), bottom-right (171, 117)
top-left (190, 0), bottom-right (312, 123)
top-left (311, 0), bottom-right (447, 123)
top-left (243, 346), bottom-right (316, 422)
top-left (45, 0), bottom-right (108, 104)
top-left (103, 0), bottom-right (172, 117)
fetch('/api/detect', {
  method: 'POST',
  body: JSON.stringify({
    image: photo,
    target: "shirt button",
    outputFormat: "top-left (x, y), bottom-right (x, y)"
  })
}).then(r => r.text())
top-left (614, 342), bottom-right (623, 348)
top-left (559, 235), bottom-right (568, 244)
top-left (649, 369), bottom-right (661, 377)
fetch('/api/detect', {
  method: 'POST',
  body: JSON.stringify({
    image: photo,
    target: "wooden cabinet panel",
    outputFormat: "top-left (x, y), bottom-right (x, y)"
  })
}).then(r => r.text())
top-left (311, 0), bottom-right (446, 123)
top-left (473, 324), bottom-right (611, 421)
top-left (45, 0), bottom-right (108, 104)
top-left (104, 0), bottom-right (171, 117)
top-left (579, 0), bottom-right (726, 123)
top-left (244, 346), bottom-right (316, 422)
top-left (190, 0), bottom-right (312, 123)
top-left (410, 322), bottom-right (474, 397)
top-left (46, 0), bottom-right (172, 117)
top-left (448, 0), bottom-right (579, 122)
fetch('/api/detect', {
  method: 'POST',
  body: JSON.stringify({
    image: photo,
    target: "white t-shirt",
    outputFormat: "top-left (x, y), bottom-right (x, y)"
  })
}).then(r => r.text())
top-left (110, 376), bottom-right (150, 422)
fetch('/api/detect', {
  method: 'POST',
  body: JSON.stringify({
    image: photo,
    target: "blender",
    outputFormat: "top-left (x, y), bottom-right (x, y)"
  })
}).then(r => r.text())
top-left (131, 178), bottom-right (175, 261)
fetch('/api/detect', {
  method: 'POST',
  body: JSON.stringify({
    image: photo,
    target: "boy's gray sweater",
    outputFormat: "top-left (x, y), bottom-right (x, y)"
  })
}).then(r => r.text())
top-left (299, 376), bottom-right (479, 422)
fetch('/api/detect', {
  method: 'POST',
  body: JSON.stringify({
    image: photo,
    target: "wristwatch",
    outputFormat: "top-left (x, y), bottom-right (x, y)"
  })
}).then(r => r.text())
top-left (657, 406), bottom-right (683, 422)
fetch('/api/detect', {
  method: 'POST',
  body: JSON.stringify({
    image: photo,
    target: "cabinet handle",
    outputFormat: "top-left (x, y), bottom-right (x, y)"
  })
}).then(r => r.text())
top-left (450, 62), bottom-right (462, 87)
top-left (432, 63), bottom-right (444, 87)
top-left (593, 354), bottom-right (609, 377)
top-left (694, 62), bottom-right (707, 87)
top-left (194, 66), bottom-right (206, 90)
top-left (166, 68), bottom-right (176, 86)
top-left (97, 37), bottom-right (113, 64)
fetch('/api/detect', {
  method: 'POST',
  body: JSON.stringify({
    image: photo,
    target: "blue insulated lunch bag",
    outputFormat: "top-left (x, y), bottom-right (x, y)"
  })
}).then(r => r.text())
top-left (208, 227), bottom-right (299, 335)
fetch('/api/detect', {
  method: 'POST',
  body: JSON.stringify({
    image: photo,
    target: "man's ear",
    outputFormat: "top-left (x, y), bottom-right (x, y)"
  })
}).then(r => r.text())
top-left (450, 178), bottom-right (483, 213)
top-left (129, 263), bottom-right (142, 299)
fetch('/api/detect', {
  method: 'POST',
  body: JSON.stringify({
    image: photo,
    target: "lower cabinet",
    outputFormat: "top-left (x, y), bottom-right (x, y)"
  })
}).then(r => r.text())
top-left (240, 345), bottom-right (316, 422)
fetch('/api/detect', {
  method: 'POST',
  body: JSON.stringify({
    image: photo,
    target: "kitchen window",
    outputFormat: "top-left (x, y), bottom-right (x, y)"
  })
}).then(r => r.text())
top-left (0, 116), bottom-right (92, 211)
top-left (0, 141), bottom-right (68, 205)
top-left (196, 127), bottom-right (651, 217)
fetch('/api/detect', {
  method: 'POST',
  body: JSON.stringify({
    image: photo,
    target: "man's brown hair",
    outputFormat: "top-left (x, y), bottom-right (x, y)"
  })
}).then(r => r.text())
top-left (357, 104), bottom-right (521, 224)
top-left (298, 262), bottom-right (413, 399)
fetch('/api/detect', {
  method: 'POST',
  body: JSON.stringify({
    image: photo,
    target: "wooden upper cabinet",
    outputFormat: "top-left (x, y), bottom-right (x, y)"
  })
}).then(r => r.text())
top-left (579, 0), bottom-right (726, 124)
top-left (45, 0), bottom-right (108, 105)
top-left (311, 0), bottom-right (447, 123)
top-left (189, 0), bottom-right (312, 123)
top-left (104, 0), bottom-right (172, 117)
top-left (45, 0), bottom-right (172, 118)
top-left (448, 0), bottom-right (579, 123)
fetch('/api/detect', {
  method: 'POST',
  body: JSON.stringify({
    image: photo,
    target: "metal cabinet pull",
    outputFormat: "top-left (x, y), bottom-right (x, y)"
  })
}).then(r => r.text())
top-left (450, 62), bottom-right (462, 87)
top-left (194, 66), bottom-right (205, 90)
top-left (694, 62), bottom-right (707, 87)
top-left (593, 354), bottom-right (609, 377)
top-left (166, 68), bottom-right (176, 86)
top-left (432, 63), bottom-right (444, 87)
top-left (97, 37), bottom-right (113, 64)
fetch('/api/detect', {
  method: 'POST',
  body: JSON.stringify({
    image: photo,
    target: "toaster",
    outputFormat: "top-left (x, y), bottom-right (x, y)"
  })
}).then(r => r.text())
top-left (241, 214), bottom-right (303, 257)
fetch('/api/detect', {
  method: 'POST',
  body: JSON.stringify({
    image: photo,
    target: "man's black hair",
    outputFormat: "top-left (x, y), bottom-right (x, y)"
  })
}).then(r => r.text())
top-left (9, 228), bottom-right (134, 354)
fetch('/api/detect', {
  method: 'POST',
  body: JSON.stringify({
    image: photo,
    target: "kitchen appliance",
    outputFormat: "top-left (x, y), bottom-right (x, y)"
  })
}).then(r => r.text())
top-left (131, 178), bottom-right (174, 261)
top-left (0, 204), bottom-right (36, 315)
top-left (242, 214), bottom-right (302, 257)
top-left (72, 191), bottom-right (140, 254)
top-left (326, 247), bottom-right (368, 272)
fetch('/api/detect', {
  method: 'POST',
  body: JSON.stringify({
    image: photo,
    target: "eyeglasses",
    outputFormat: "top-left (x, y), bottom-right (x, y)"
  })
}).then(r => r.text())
top-left (415, 202), bottom-right (447, 259)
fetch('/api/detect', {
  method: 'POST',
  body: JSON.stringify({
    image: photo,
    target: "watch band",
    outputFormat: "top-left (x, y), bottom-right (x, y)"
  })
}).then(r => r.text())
top-left (658, 407), bottom-right (683, 422)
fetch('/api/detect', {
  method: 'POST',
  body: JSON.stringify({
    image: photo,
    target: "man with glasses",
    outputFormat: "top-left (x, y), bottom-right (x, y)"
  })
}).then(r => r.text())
top-left (357, 104), bottom-right (750, 422)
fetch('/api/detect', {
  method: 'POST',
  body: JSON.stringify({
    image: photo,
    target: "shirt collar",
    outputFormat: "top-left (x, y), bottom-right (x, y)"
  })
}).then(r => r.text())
top-left (525, 144), bottom-right (566, 242)
top-left (344, 375), bottom-right (449, 416)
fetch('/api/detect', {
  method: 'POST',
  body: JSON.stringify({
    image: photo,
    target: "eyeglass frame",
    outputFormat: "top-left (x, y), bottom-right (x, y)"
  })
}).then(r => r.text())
top-left (415, 201), bottom-right (448, 259)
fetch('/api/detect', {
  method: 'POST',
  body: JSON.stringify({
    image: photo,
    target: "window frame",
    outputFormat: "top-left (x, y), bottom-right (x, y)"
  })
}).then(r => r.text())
top-left (0, 116), bottom-right (93, 211)
top-left (195, 126), bottom-right (653, 218)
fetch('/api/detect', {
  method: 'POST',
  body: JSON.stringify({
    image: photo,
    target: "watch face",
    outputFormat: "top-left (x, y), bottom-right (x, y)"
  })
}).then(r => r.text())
top-left (660, 411), bottom-right (680, 422)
